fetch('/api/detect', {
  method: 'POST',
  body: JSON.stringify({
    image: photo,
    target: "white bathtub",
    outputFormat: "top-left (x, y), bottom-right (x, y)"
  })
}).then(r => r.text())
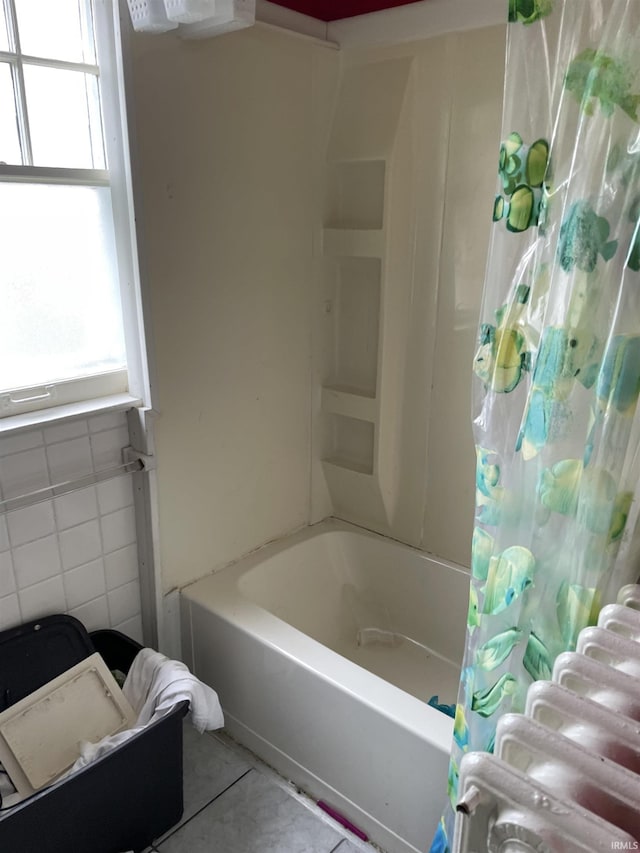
top-left (180, 519), bottom-right (469, 853)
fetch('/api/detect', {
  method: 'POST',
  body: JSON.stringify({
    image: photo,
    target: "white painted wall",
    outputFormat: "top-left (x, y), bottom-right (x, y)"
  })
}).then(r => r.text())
top-left (128, 24), bottom-right (339, 592)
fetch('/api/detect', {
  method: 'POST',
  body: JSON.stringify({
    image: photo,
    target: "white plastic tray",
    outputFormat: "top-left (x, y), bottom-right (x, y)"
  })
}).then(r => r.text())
top-left (0, 653), bottom-right (136, 797)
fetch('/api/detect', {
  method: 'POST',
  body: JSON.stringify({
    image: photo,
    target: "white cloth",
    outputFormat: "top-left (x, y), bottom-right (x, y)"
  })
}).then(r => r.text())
top-left (70, 648), bottom-right (224, 772)
top-left (123, 648), bottom-right (224, 733)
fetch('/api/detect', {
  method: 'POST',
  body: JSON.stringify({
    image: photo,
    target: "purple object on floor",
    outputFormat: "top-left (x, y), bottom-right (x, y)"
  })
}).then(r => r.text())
top-left (317, 800), bottom-right (369, 842)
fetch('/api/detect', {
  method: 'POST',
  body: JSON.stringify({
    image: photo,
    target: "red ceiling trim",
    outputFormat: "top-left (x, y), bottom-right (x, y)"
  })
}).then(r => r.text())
top-left (270, 0), bottom-right (423, 23)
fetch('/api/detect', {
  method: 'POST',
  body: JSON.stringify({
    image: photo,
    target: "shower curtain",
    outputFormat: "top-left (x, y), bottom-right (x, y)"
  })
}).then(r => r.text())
top-left (431, 1), bottom-right (640, 850)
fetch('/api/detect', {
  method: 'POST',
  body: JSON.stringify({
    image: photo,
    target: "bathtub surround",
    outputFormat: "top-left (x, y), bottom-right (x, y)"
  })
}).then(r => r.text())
top-left (126, 17), bottom-right (505, 597)
top-left (313, 29), bottom-right (504, 561)
top-left (0, 411), bottom-right (143, 640)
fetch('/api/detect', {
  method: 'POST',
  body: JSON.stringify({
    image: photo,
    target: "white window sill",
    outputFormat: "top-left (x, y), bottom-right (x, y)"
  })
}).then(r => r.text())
top-left (0, 393), bottom-right (142, 436)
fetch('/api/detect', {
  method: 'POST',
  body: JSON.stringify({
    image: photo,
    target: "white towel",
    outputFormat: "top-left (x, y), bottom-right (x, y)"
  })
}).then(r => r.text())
top-left (70, 648), bottom-right (224, 772)
top-left (123, 648), bottom-right (224, 733)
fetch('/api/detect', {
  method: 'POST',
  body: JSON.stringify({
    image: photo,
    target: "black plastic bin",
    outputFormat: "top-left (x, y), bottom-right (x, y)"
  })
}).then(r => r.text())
top-left (0, 616), bottom-right (188, 853)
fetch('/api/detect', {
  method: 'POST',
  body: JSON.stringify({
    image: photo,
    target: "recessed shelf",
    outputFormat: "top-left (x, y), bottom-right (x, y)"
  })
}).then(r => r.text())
top-left (323, 457), bottom-right (374, 476)
top-left (327, 256), bottom-right (381, 397)
top-left (321, 387), bottom-right (377, 423)
top-left (322, 228), bottom-right (384, 258)
top-left (322, 383), bottom-right (375, 398)
top-left (324, 413), bottom-right (374, 476)
top-left (325, 160), bottom-right (386, 230)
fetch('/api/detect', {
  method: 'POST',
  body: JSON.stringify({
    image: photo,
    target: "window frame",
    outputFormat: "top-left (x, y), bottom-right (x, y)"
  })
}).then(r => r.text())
top-left (0, 0), bottom-right (150, 426)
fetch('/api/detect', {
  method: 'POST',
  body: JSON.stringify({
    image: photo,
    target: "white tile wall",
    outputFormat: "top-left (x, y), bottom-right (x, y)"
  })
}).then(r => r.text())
top-left (104, 544), bottom-right (139, 590)
top-left (0, 411), bottom-right (143, 643)
top-left (0, 430), bottom-right (44, 456)
top-left (13, 535), bottom-right (62, 588)
top-left (101, 507), bottom-right (137, 553)
top-left (0, 448), bottom-right (50, 500)
top-left (0, 551), bottom-right (15, 597)
top-left (63, 558), bottom-right (107, 609)
top-left (47, 435), bottom-right (93, 484)
top-left (7, 501), bottom-right (56, 547)
top-left (54, 487), bottom-right (99, 530)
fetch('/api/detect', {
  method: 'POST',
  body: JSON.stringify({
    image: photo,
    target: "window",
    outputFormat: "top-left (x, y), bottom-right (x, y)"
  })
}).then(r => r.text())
top-left (0, 0), bottom-right (146, 419)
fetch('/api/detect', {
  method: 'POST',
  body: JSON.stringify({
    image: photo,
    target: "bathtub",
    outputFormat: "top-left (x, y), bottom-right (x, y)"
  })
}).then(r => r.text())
top-left (180, 519), bottom-right (469, 853)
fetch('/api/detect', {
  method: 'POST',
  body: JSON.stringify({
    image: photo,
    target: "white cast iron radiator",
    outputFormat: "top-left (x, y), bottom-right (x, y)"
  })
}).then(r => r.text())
top-left (453, 584), bottom-right (640, 853)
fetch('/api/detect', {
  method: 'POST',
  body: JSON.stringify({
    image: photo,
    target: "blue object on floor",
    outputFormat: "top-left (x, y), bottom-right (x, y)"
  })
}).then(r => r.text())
top-left (427, 695), bottom-right (456, 718)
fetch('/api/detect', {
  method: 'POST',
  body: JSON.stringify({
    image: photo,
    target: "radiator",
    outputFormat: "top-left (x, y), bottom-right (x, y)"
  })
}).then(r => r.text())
top-left (453, 584), bottom-right (640, 853)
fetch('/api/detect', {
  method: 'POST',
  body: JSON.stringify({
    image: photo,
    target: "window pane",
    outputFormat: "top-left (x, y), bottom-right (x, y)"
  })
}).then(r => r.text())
top-left (0, 183), bottom-right (127, 392)
top-left (24, 64), bottom-right (105, 168)
top-left (0, 64), bottom-right (22, 165)
top-left (15, 0), bottom-right (95, 64)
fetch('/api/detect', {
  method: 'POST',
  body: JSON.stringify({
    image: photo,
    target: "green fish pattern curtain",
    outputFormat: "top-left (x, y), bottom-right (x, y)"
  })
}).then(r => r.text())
top-left (431, 1), bottom-right (640, 850)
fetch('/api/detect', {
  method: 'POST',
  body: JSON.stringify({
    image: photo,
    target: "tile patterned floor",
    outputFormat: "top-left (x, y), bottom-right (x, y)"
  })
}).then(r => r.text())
top-left (145, 725), bottom-right (378, 853)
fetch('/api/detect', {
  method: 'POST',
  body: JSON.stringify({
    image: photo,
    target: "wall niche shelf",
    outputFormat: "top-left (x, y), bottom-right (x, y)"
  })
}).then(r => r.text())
top-left (321, 387), bottom-right (377, 423)
top-left (325, 160), bottom-right (386, 230)
top-left (322, 384), bottom-right (375, 399)
top-left (322, 228), bottom-right (384, 258)
top-left (323, 413), bottom-right (375, 476)
top-left (315, 54), bottom-right (414, 535)
top-left (327, 256), bottom-right (381, 398)
top-left (322, 458), bottom-right (374, 478)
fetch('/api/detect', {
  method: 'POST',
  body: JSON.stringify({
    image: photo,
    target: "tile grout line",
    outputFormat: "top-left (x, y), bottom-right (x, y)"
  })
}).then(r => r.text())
top-left (154, 768), bottom-right (254, 848)
top-left (209, 732), bottom-right (378, 850)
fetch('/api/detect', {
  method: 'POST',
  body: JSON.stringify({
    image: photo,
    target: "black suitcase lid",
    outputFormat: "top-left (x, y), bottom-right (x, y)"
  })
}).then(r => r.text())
top-left (0, 614), bottom-right (95, 712)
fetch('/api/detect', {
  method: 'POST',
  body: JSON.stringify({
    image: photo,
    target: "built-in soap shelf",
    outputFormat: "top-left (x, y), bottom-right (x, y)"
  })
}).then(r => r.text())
top-left (320, 159), bottom-right (385, 483)
top-left (325, 160), bottom-right (385, 229)
top-left (323, 159), bottom-right (386, 259)
top-left (322, 412), bottom-right (375, 476)
top-left (315, 56), bottom-right (417, 534)
top-left (325, 256), bottom-right (381, 399)
top-left (322, 228), bottom-right (384, 258)
top-left (321, 386), bottom-right (377, 423)
top-left (322, 458), bottom-right (374, 478)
